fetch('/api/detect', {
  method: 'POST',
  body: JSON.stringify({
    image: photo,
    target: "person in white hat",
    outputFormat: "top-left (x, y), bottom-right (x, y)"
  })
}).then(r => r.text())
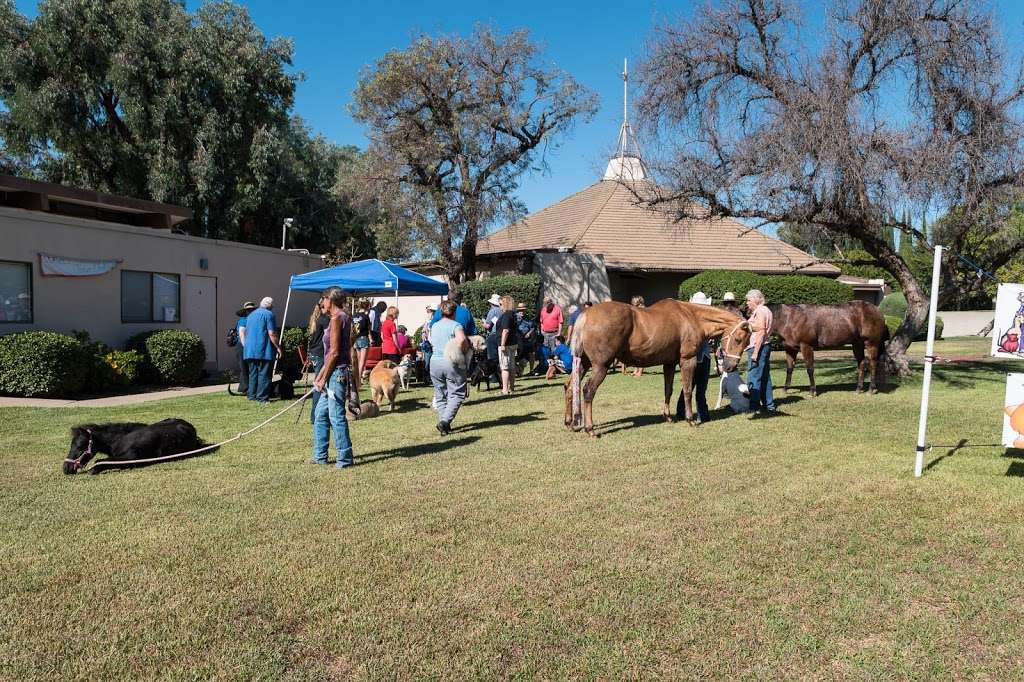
top-left (485, 293), bottom-right (502, 335)
top-left (685, 292), bottom-right (713, 423)
top-left (722, 291), bottom-right (742, 317)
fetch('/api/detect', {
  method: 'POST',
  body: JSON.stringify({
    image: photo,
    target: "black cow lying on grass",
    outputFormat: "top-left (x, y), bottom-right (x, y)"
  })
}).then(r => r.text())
top-left (63, 418), bottom-right (211, 474)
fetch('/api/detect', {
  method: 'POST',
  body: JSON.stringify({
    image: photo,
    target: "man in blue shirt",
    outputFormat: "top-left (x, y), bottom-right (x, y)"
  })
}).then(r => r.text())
top-left (243, 296), bottom-right (282, 403)
top-left (430, 290), bottom-right (477, 336)
top-left (545, 335), bottom-right (574, 380)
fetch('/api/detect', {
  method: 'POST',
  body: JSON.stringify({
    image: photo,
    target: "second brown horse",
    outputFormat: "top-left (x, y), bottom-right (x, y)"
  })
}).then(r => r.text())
top-left (566, 299), bottom-right (752, 435)
top-left (770, 301), bottom-right (888, 396)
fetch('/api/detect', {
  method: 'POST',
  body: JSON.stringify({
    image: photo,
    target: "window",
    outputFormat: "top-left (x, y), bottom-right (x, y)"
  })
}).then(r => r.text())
top-left (0, 261), bottom-right (32, 323)
top-left (121, 271), bottom-right (180, 322)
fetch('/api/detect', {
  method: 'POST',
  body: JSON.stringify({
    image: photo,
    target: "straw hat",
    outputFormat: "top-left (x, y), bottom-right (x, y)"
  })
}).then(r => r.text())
top-left (690, 291), bottom-right (713, 306)
top-left (487, 293), bottom-right (501, 306)
top-left (516, 303), bottom-right (527, 312)
top-left (236, 301), bottom-right (257, 316)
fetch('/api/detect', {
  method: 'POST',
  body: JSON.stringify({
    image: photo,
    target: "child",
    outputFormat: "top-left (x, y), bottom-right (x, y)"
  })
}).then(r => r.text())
top-left (545, 336), bottom-right (574, 380)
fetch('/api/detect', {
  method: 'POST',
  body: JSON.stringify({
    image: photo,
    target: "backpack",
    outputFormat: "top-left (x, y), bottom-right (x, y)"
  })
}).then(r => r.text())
top-left (226, 327), bottom-right (239, 347)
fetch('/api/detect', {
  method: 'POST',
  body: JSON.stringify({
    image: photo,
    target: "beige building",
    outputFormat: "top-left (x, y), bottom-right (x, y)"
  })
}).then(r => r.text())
top-left (0, 175), bottom-right (322, 372)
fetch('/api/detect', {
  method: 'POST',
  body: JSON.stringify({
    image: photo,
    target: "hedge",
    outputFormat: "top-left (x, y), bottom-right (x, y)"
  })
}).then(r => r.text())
top-left (879, 292), bottom-right (907, 318)
top-left (0, 331), bottom-right (89, 397)
top-left (127, 330), bottom-right (206, 385)
top-left (678, 270), bottom-right (854, 305)
top-left (280, 326), bottom-right (308, 381)
top-left (884, 315), bottom-right (944, 341)
top-left (460, 274), bottom-right (543, 319)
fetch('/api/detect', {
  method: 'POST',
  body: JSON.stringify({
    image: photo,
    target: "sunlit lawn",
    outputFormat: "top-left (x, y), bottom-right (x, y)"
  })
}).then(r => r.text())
top-left (2, 336), bottom-right (1023, 678)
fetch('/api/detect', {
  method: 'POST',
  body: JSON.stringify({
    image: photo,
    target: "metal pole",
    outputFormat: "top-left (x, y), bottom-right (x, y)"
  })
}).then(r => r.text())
top-left (914, 245), bottom-right (943, 478)
top-left (273, 286), bottom-right (293, 378)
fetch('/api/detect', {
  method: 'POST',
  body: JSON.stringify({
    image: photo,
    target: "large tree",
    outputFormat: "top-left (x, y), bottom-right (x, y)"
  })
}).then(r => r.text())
top-left (637, 0), bottom-right (1024, 369)
top-left (347, 26), bottom-right (598, 283)
top-left (0, 0), bottom-right (372, 252)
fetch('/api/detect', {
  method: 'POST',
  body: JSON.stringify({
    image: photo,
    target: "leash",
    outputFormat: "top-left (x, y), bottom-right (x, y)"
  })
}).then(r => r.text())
top-left (71, 389), bottom-right (315, 474)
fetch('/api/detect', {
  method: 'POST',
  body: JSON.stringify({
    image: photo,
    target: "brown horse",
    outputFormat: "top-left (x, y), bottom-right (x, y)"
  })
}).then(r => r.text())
top-left (565, 299), bottom-right (751, 435)
top-left (770, 301), bottom-right (889, 396)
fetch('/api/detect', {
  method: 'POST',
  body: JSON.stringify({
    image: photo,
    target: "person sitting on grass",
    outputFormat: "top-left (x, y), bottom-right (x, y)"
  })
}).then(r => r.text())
top-left (545, 335), bottom-right (573, 380)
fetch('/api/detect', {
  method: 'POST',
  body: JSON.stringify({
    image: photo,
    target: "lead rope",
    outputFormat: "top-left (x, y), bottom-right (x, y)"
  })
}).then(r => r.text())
top-left (80, 389), bottom-right (315, 473)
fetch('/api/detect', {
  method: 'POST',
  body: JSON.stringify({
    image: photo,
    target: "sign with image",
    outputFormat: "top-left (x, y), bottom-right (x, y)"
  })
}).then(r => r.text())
top-left (1003, 373), bottom-right (1024, 448)
top-left (992, 283), bottom-right (1024, 358)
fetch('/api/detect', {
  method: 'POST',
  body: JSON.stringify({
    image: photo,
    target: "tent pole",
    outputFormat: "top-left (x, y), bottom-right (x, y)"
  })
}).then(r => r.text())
top-left (273, 286), bottom-right (294, 378)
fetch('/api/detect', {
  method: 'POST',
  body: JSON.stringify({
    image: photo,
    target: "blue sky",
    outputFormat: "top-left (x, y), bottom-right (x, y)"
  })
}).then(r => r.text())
top-left (14, 0), bottom-right (1024, 217)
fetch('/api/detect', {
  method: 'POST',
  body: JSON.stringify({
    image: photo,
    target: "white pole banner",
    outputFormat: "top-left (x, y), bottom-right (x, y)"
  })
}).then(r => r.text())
top-left (1002, 373), bottom-right (1024, 449)
top-left (991, 283), bottom-right (1024, 358)
top-left (39, 253), bottom-right (121, 277)
top-left (914, 245), bottom-right (943, 478)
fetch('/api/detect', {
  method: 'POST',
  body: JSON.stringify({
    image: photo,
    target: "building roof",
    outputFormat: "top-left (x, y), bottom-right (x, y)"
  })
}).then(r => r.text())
top-left (477, 179), bottom-right (839, 276)
top-left (0, 174), bottom-right (192, 229)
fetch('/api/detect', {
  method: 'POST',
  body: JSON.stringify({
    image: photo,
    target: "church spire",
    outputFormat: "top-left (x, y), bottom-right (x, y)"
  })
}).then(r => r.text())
top-left (604, 58), bottom-right (648, 181)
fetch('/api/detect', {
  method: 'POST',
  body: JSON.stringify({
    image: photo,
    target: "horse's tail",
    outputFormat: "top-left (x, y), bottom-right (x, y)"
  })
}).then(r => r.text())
top-left (570, 311), bottom-right (587, 424)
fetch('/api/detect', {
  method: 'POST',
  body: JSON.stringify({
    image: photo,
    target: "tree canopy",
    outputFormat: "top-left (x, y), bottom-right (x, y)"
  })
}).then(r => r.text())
top-left (0, 0), bottom-right (373, 254)
top-left (637, 0), bottom-right (1024, 368)
top-left (346, 26), bottom-right (598, 284)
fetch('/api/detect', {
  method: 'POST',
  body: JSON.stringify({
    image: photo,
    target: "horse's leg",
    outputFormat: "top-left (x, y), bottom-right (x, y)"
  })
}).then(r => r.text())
top-left (678, 356), bottom-right (697, 425)
top-left (784, 348), bottom-right (797, 394)
top-left (801, 344), bottom-right (816, 397)
top-left (582, 363), bottom-right (609, 436)
top-left (663, 363), bottom-right (676, 422)
top-left (564, 356), bottom-right (590, 430)
top-left (853, 342), bottom-right (866, 393)
top-left (865, 341), bottom-right (880, 394)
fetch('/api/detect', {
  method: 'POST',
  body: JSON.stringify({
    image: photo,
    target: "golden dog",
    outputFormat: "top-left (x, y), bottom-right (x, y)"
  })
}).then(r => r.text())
top-left (369, 360), bottom-right (400, 412)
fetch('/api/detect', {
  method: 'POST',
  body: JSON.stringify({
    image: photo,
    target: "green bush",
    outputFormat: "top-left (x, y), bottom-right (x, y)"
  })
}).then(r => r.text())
top-left (0, 331), bottom-right (89, 397)
top-left (127, 330), bottom-right (205, 385)
top-left (879, 292), bottom-right (907, 318)
top-left (678, 270), bottom-right (853, 305)
top-left (73, 330), bottom-right (117, 390)
top-left (280, 326), bottom-right (309, 381)
top-left (884, 314), bottom-right (943, 341)
top-left (460, 274), bottom-right (543, 319)
top-left (102, 350), bottom-right (145, 386)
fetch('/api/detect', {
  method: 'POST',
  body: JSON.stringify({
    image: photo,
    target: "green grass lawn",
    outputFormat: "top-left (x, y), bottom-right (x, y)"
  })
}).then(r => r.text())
top-left (3, 337), bottom-right (1023, 678)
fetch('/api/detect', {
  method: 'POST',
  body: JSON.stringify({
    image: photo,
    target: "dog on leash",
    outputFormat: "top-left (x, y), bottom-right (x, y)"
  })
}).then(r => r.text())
top-left (369, 360), bottom-right (400, 412)
top-left (396, 354), bottom-right (415, 390)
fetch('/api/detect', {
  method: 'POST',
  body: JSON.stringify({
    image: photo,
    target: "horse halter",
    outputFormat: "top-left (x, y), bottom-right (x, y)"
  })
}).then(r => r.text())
top-left (63, 429), bottom-right (94, 472)
top-left (719, 320), bottom-right (749, 360)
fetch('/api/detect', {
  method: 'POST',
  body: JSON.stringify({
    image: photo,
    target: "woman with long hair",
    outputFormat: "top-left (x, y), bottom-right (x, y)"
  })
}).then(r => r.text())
top-left (307, 296), bottom-right (329, 422)
top-left (352, 299), bottom-right (371, 384)
top-left (381, 306), bottom-right (401, 363)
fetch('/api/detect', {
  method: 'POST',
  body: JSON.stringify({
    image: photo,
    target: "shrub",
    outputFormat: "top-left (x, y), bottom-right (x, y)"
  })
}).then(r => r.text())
top-left (884, 314), bottom-right (943, 341)
top-left (678, 270), bottom-right (853, 305)
top-left (74, 330), bottom-right (117, 391)
top-left (102, 350), bottom-right (145, 386)
top-left (279, 326), bottom-right (309, 381)
top-left (460, 274), bottom-right (542, 319)
top-left (0, 331), bottom-right (89, 397)
top-left (879, 292), bottom-right (907, 318)
top-left (127, 330), bottom-right (205, 385)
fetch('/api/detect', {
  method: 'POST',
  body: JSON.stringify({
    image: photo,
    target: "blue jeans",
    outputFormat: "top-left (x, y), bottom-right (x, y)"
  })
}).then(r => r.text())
top-left (247, 359), bottom-right (273, 402)
top-left (677, 356), bottom-right (711, 422)
top-left (430, 358), bottom-right (467, 425)
top-left (746, 345), bottom-right (775, 412)
top-left (308, 355), bottom-right (324, 424)
top-left (312, 368), bottom-right (354, 467)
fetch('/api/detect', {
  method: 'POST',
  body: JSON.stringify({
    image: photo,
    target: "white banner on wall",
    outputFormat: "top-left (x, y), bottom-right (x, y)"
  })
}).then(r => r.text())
top-left (39, 253), bottom-right (121, 277)
top-left (992, 283), bottom-right (1024, 358)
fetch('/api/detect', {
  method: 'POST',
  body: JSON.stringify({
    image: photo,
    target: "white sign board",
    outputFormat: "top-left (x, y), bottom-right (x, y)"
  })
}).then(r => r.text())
top-left (1003, 373), bottom-right (1024, 448)
top-left (992, 283), bottom-right (1024, 358)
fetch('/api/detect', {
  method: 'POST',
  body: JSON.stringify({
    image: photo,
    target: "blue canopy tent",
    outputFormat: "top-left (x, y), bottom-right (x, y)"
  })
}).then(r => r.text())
top-left (276, 260), bottom-right (448, 373)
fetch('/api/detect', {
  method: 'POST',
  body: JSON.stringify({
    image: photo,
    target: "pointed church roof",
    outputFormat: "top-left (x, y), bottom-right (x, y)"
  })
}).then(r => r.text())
top-left (477, 179), bottom-right (839, 275)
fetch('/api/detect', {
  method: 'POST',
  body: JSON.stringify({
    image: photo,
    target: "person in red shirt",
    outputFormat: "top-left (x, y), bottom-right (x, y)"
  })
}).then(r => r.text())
top-left (538, 296), bottom-right (563, 354)
top-left (381, 306), bottom-right (401, 363)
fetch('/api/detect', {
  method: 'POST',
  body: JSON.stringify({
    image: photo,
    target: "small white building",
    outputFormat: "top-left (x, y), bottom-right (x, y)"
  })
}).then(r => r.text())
top-left (0, 175), bottom-right (322, 371)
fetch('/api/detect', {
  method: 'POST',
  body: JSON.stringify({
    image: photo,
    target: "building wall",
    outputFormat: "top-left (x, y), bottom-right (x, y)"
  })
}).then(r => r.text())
top-left (1, 206), bottom-right (321, 371)
top-left (937, 310), bottom-right (994, 337)
top-left (533, 253), bottom-right (611, 307)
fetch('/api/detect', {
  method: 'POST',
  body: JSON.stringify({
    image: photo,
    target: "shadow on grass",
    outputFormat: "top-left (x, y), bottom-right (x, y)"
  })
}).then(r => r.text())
top-left (924, 438), bottom-right (969, 472)
top-left (468, 386), bottom-right (543, 406)
top-left (354, 436), bottom-right (481, 466)
top-left (593, 413), bottom-right (669, 437)
top-left (1006, 461), bottom-right (1024, 477)
top-left (452, 411), bottom-right (544, 433)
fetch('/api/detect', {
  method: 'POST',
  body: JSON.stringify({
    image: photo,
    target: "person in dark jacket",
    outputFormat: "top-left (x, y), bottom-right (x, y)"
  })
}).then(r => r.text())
top-left (233, 301), bottom-right (256, 395)
top-left (307, 297), bottom-right (329, 423)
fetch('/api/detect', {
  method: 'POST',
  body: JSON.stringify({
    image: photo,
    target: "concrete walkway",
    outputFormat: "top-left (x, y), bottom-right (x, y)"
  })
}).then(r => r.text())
top-left (0, 382), bottom-right (232, 408)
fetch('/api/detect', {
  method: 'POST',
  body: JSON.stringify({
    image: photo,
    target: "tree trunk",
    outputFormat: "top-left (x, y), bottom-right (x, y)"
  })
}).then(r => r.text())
top-left (851, 224), bottom-right (928, 376)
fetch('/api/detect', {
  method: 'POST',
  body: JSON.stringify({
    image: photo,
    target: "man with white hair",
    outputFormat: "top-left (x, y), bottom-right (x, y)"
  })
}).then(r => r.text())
top-left (744, 289), bottom-right (775, 416)
top-left (242, 296), bottom-right (282, 403)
